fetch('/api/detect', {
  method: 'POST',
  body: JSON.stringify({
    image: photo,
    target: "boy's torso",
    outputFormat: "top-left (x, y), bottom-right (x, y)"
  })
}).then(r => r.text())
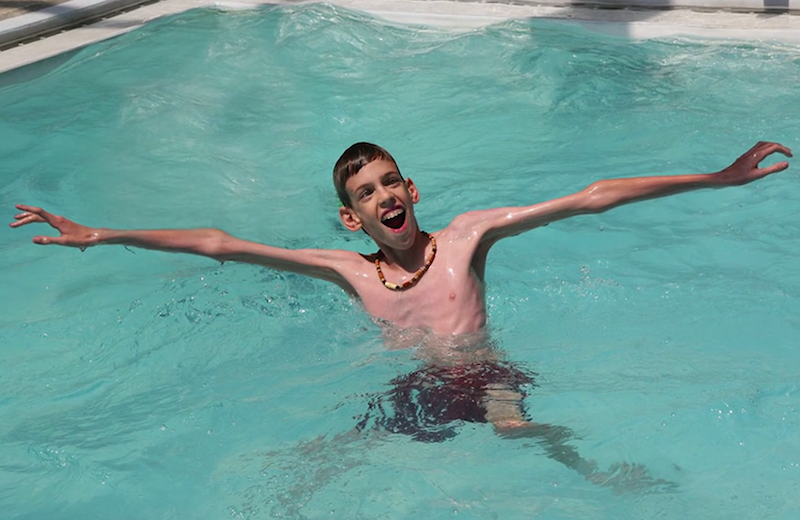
top-left (340, 223), bottom-right (490, 336)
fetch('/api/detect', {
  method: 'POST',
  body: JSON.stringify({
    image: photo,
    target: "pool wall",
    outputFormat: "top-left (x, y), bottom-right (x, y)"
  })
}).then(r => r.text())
top-left (1, 0), bottom-right (800, 75)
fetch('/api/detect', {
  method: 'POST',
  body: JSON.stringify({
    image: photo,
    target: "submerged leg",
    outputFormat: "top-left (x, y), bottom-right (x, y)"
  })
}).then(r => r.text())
top-left (482, 385), bottom-right (677, 493)
top-left (482, 384), bottom-right (598, 477)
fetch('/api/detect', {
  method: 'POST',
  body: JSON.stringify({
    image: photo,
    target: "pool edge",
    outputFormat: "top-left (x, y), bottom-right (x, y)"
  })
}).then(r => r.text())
top-left (1, 0), bottom-right (800, 75)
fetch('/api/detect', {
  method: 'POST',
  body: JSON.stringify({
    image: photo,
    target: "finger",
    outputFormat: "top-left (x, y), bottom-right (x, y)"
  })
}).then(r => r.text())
top-left (15, 204), bottom-right (44, 213)
top-left (9, 214), bottom-right (46, 228)
top-left (764, 143), bottom-right (792, 158)
top-left (758, 161), bottom-right (790, 176)
top-left (753, 142), bottom-right (793, 160)
top-left (32, 235), bottom-right (67, 246)
top-left (15, 204), bottom-right (58, 222)
top-left (13, 211), bottom-right (46, 222)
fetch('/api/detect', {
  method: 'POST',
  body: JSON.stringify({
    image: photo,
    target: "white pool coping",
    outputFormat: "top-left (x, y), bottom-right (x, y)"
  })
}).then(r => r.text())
top-left (1, 0), bottom-right (800, 75)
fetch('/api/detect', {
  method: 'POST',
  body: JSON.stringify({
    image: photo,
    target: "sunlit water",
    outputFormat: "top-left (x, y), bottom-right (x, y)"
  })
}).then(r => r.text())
top-left (1, 4), bottom-right (799, 519)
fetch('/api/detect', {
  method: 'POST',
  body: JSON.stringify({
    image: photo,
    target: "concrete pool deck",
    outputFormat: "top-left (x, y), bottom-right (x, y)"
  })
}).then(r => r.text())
top-left (0, 0), bottom-right (67, 21)
top-left (1, 0), bottom-right (799, 75)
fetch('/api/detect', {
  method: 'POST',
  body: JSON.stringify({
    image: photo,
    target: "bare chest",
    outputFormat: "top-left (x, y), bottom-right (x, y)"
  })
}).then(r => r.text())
top-left (353, 252), bottom-right (487, 335)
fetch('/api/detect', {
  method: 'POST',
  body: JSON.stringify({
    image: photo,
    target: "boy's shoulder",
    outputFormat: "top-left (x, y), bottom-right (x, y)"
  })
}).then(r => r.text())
top-left (436, 208), bottom-right (499, 238)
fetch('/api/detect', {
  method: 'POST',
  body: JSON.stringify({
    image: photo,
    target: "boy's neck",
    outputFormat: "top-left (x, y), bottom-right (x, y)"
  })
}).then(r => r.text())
top-left (377, 229), bottom-right (432, 272)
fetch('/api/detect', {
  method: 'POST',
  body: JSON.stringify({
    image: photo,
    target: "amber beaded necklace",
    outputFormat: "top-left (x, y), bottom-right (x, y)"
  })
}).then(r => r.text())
top-left (374, 232), bottom-right (437, 291)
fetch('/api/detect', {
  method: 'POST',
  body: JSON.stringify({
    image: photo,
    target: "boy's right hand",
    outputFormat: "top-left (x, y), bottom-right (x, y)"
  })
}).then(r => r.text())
top-left (10, 204), bottom-right (101, 248)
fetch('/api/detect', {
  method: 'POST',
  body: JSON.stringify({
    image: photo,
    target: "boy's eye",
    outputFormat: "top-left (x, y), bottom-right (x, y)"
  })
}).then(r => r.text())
top-left (359, 189), bottom-right (373, 200)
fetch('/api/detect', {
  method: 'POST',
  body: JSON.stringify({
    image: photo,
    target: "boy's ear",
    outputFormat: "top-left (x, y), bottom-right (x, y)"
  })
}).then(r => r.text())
top-left (405, 178), bottom-right (420, 203)
top-left (339, 206), bottom-right (363, 232)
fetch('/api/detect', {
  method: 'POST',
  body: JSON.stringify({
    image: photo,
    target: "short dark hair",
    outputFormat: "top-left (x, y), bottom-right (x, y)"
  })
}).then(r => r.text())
top-left (333, 142), bottom-right (398, 207)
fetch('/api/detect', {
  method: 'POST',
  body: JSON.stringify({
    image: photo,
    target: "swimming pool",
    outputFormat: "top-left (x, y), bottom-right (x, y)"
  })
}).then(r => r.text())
top-left (1, 4), bottom-right (799, 518)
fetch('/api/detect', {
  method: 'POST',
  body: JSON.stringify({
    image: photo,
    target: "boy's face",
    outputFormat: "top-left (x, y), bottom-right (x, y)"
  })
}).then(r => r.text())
top-left (339, 159), bottom-right (420, 250)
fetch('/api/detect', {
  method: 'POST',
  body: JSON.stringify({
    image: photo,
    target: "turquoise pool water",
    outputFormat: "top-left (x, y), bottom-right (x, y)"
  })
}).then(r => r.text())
top-left (1, 4), bottom-right (799, 518)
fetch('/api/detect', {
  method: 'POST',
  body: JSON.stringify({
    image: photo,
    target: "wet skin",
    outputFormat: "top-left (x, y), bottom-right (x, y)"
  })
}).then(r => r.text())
top-left (10, 143), bottom-right (793, 336)
top-left (9, 142), bottom-right (792, 491)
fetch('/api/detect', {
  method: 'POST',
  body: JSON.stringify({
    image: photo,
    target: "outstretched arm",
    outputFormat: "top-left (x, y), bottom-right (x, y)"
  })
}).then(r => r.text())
top-left (9, 205), bottom-right (356, 289)
top-left (470, 141), bottom-right (792, 243)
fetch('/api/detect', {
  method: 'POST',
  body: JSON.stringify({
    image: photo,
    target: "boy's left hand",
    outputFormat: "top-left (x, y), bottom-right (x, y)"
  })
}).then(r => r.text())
top-left (714, 141), bottom-right (792, 186)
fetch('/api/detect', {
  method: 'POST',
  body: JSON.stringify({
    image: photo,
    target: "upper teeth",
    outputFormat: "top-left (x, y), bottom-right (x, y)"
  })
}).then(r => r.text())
top-left (382, 209), bottom-right (403, 221)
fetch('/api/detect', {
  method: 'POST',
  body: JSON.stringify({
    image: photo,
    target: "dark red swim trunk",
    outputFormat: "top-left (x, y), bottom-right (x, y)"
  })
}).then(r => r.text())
top-left (356, 361), bottom-right (536, 443)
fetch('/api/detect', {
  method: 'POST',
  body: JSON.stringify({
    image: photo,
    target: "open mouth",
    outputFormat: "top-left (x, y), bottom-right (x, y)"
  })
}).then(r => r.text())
top-left (381, 209), bottom-right (406, 230)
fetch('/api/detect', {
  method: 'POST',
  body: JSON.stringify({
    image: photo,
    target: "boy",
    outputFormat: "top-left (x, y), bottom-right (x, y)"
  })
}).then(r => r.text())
top-left (10, 141), bottom-right (792, 488)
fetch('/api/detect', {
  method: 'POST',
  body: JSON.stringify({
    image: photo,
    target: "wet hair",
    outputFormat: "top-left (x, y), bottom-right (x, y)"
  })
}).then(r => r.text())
top-left (333, 142), bottom-right (399, 207)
